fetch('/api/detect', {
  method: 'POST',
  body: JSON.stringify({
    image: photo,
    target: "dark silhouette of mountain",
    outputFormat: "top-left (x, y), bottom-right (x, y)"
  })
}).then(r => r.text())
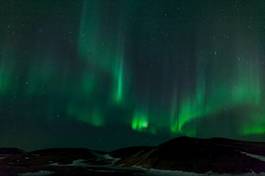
top-left (30, 148), bottom-right (107, 164)
top-left (111, 146), bottom-right (153, 159)
top-left (0, 137), bottom-right (265, 175)
top-left (116, 137), bottom-right (265, 173)
top-left (0, 148), bottom-right (24, 155)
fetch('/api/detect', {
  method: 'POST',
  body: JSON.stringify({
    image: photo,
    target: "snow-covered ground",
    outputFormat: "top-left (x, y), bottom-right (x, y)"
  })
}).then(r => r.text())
top-left (103, 154), bottom-right (120, 164)
top-left (16, 166), bottom-right (265, 176)
top-left (17, 151), bottom-right (265, 176)
top-left (50, 159), bottom-right (89, 167)
top-left (241, 152), bottom-right (265, 162)
top-left (145, 169), bottom-right (264, 176)
top-left (18, 170), bottom-right (54, 176)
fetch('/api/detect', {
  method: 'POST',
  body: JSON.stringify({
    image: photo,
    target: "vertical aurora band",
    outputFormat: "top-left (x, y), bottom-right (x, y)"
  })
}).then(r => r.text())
top-left (0, 0), bottom-right (265, 141)
top-left (77, 0), bottom-right (265, 135)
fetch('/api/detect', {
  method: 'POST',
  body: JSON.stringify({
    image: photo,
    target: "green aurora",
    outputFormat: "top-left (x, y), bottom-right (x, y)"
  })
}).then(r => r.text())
top-left (0, 0), bottom-right (265, 149)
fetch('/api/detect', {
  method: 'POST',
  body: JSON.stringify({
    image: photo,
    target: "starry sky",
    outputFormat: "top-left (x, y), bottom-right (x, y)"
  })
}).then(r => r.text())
top-left (0, 0), bottom-right (265, 150)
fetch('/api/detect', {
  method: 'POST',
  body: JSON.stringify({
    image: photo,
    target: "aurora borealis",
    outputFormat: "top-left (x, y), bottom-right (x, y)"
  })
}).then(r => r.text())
top-left (0, 0), bottom-right (265, 150)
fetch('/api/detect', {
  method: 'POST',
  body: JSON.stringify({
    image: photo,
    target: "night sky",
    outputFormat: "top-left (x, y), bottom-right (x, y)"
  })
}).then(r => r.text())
top-left (0, 0), bottom-right (265, 150)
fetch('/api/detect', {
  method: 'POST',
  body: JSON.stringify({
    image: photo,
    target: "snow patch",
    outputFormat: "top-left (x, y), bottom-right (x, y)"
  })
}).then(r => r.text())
top-left (146, 169), bottom-right (206, 176)
top-left (69, 159), bottom-right (88, 167)
top-left (103, 154), bottom-right (114, 160)
top-left (50, 159), bottom-right (88, 167)
top-left (146, 169), bottom-right (265, 176)
top-left (136, 167), bottom-right (265, 176)
top-left (49, 162), bottom-right (59, 166)
top-left (103, 154), bottom-right (120, 164)
top-left (241, 152), bottom-right (265, 162)
top-left (18, 170), bottom-right (54, 176)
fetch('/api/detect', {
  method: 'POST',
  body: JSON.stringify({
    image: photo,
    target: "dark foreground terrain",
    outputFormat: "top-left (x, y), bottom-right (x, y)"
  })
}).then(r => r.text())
top-left (1, 137), bottom-right (265, 175)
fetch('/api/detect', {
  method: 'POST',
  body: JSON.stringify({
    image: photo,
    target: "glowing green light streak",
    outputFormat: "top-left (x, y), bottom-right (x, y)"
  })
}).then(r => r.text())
top-left (171, 53), bottom-right (263, 136)
top-left (243, 126), bottom-right (265, 135)
top-left (170, 97), bottom-right (179, 133)
top-left (232, 58), bottom-right (261, 105)
top-left (240, 110), bottom-right (265, 135)
top-left (113, 58), bottom-right (124, 104)
top-left (117, 64), bottom-right (123, 102)
top-left (131, 111), bottom-right (149, 132)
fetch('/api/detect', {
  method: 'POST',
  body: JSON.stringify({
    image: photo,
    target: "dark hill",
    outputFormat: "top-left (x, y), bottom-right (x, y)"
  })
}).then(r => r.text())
top-left (0, 148), bottom-right (25, 155)
top-left (0, 137), bottom-right (265, 175)
top-left (116, 137), bottom-right (265, 173)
